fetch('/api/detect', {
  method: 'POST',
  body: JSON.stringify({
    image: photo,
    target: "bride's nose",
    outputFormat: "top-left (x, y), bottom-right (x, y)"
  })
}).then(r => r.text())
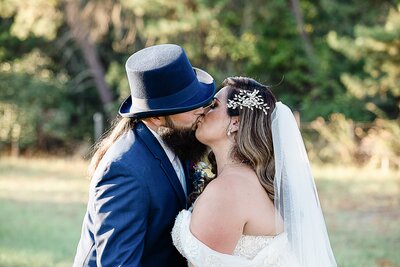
top-left (194, 106), bottom-right (206, 116)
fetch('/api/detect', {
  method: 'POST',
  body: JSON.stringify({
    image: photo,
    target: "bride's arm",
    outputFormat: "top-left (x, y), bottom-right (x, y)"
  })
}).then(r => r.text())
top-left (189, 175), bottom-right (245, 254)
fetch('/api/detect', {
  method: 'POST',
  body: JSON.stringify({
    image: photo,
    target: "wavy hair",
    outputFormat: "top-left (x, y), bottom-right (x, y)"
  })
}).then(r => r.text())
top-left (88, 116), bottom-right (136, 177)
top-left (220, 77), bottom-right (277, 201)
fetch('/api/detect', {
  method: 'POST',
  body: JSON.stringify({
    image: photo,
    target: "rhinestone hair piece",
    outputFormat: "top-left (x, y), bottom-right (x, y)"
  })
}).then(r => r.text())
top-left (227, 89), bottom-right (270, 115)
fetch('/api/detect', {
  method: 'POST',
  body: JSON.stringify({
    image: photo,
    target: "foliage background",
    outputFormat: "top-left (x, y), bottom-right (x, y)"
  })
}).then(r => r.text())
top-left (0, 1), bottom-right (399, 266)
top-left (0, 0), bottom-right (399, 168)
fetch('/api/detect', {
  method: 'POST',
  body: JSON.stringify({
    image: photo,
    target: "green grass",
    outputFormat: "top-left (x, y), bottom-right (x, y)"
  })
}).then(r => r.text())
top-left (0, 157), bottom-right (88, 267)
top-left (0, 158), bottom-right (399, 266)
top-left (313, 166), bottom-right (400, 267)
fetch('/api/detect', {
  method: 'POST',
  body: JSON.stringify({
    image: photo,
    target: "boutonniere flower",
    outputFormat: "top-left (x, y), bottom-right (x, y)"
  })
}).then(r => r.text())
top-left (189, 161), bottom-right (214, 203)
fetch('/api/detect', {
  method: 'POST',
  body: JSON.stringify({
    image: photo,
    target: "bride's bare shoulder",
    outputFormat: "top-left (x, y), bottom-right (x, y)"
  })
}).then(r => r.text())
top-left (196, 167), bottom-right (254, 205)
top-left (190, 169), bottom-right (249, 252)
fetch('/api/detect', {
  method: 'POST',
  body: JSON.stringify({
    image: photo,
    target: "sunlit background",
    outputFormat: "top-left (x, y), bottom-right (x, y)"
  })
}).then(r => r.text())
top-left (0, 0), bottom-right (399, 266)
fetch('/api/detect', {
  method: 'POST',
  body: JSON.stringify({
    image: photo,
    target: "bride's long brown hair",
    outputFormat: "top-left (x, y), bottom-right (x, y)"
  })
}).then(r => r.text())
top-left (208, 77), bottom-right (277, 201)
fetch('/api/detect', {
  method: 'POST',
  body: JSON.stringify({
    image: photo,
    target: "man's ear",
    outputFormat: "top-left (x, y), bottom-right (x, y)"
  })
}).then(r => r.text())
top-left (150, 116), bottom-right (163, 126)
top-left (143, 116), bottom-right (165, 130)
top-left (230, 116), bottom-right (240, 133)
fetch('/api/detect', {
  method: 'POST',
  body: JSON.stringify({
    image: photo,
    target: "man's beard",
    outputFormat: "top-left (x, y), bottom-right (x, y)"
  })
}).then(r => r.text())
top-left (157, 116), bottom-right (208, 163)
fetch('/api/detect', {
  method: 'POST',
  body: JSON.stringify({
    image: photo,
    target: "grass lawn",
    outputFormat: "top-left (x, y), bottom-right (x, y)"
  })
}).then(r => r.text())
top-left (0, 157), bottom-right (399, 266)
top-left (313, 166), bottom-right (400, 267)
top-left (0, 157), bottom-right (89, 267)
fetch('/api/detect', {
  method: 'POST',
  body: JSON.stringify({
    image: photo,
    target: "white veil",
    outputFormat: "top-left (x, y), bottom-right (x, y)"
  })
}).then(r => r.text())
top-left (272, 102), bottom-right (337, 267)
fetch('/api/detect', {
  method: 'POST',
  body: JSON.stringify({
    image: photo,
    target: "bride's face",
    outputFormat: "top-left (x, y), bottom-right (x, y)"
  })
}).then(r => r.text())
top-left (195, 87), bottom-right (232, 146)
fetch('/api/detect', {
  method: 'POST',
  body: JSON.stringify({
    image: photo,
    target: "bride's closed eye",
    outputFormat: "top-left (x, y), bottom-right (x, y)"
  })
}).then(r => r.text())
top-left (204, 98), bottom-right (218, 110)
top-left (210, 98), bottom-right (221, 109)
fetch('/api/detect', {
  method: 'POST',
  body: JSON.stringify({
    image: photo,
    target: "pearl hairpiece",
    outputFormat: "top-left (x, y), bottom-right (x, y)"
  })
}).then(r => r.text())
top-left (227, 89), bottom-right (270, 115)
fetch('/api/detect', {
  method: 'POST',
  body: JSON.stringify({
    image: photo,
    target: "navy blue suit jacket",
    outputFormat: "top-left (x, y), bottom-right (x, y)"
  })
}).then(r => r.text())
top-left (73, 122), bottom-right (191, 267)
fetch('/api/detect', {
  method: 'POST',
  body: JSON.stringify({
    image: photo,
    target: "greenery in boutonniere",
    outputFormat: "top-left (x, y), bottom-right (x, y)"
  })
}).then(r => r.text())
top-left (188, 159), bottom-right (215, 205)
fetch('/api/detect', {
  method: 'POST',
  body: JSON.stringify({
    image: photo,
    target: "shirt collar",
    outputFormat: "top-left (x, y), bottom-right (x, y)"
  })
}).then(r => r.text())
top-left (146, 125), bottom-right (176, 163)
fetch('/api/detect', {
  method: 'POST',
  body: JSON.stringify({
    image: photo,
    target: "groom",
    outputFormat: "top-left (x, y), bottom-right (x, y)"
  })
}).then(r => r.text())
top-left (73, 44), bottom-right (215, 267)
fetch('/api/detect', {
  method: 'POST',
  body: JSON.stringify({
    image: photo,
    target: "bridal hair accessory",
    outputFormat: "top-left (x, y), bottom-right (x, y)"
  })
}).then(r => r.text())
top-left (227, 89), bottom-right (270, 115)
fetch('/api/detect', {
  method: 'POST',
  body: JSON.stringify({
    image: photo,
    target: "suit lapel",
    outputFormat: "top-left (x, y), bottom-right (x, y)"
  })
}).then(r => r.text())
top-left (183, 160), bottom-right (193, 197)
top-left (135, 122), bottom-right (187, 208)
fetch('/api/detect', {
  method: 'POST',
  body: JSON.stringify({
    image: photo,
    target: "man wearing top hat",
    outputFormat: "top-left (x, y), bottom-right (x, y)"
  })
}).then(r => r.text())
top-left (73, 44), bottom-right (215, 267)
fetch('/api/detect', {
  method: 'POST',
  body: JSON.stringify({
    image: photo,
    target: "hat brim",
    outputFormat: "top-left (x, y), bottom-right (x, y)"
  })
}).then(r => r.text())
top-left (119, 67), bottom-right (216, 118)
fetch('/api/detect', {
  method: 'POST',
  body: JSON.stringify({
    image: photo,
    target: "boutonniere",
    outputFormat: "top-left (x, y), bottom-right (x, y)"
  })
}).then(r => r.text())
top-left (189, 161), bottom-right (214, 203)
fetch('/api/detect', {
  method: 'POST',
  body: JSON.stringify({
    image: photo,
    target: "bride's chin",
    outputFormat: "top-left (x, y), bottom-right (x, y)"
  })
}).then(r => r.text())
top-left (195, 129), bottom-right (207, 145)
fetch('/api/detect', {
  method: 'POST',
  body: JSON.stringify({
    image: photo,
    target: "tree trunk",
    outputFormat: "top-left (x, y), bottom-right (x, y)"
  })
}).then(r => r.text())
top-left (64, 0), bottom-right (114, 115)
top-left (288, 0), bottom-right (317, 66)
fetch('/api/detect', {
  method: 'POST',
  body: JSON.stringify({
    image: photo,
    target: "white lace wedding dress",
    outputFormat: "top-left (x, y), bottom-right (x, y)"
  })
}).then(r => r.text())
top-left (172, 210), bottom-right (300, 267)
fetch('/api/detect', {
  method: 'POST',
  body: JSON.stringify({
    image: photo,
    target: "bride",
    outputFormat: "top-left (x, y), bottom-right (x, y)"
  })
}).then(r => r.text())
top-left (172, 77), bottom-right (337, 267)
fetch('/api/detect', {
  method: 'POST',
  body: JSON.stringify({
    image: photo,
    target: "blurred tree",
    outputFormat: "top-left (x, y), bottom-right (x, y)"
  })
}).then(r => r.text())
top-left (0, 0), bottom-right (397, 155)
top-left (289, 0), bottom-right (317, 65)
top-left (327, 4), bottom-right (400, 119)
top-left (64, 0), bottom-right (114, 114)
top-left (0, 49), bottom-right (72, 153)
top-left (0, 0), bottom-right (63, 40)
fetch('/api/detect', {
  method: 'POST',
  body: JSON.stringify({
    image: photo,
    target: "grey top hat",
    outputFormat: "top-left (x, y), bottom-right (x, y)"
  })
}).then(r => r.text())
top-left (119, 44), bottom-right (216, 118)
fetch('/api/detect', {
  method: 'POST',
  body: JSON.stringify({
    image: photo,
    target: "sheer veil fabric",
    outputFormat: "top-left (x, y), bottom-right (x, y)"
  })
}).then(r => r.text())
top-left (171, 101), bottom-right (337, 267)
top-left (272, 102), bottom-right (337, 266)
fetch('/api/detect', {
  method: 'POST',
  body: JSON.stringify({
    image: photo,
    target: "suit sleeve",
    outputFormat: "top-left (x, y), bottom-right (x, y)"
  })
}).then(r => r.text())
top-left (92, 162), bottom-right (150, 267)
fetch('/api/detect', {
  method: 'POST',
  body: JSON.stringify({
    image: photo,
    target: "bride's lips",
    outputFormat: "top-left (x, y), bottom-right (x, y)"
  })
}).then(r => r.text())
top-left (197, 116), bottom-right (204, 124)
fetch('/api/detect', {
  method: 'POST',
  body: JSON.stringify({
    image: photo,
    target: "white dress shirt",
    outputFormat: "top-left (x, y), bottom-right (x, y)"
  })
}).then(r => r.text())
top-left (146, 126), bottom-right (187, 195)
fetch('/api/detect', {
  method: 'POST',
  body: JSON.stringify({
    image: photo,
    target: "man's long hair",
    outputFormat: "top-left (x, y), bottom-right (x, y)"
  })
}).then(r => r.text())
top-left (88, 117), bottom-right (136, 177)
